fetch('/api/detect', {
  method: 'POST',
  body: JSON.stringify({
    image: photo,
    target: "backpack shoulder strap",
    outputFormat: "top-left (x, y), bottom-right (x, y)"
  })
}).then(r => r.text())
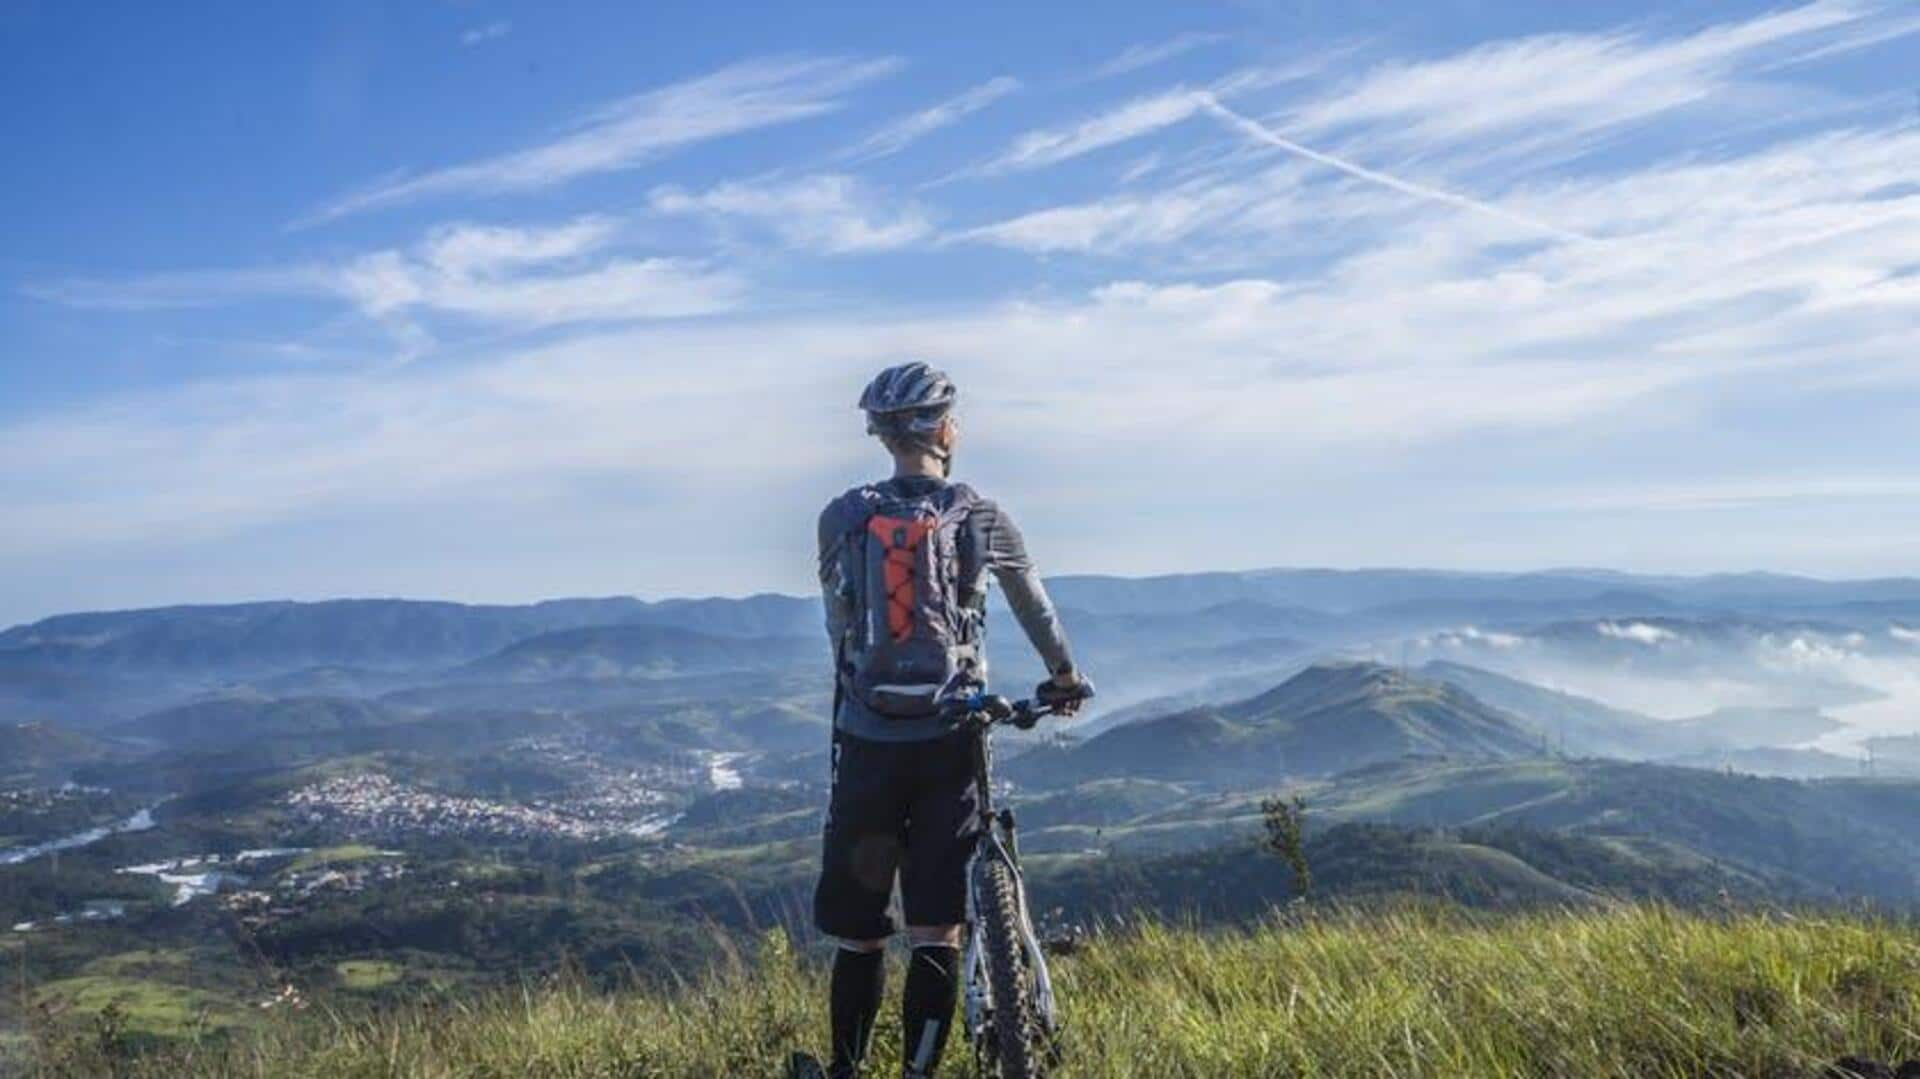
top-left (823, 485), bottom-right (881, 537)
top-left (936, 482), bottom-right (981, 521)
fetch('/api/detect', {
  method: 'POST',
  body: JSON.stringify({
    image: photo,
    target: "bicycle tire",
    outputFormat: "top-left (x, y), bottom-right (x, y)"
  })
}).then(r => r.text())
top-left (979, 856), bottom-right (1044, 1079)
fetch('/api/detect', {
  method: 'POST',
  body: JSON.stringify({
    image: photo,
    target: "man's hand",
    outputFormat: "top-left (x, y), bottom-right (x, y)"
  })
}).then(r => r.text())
top-left (1038, 669), bottom-right (1094, 717)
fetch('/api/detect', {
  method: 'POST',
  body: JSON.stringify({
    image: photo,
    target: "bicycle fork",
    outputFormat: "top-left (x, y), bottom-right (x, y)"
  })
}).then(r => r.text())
top-left (962, 824), bottom-right (1061, 1049)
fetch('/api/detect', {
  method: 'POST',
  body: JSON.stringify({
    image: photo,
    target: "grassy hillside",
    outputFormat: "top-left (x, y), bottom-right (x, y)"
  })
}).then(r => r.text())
top-left (0, 722), bottom-right (129, 784)
top-left (26, 906), bottom-right (1920, 1077)
top-left (1018, 661), bottom-right (1539, 787)
top-left (1306, 759), bottom-right (1920, 901)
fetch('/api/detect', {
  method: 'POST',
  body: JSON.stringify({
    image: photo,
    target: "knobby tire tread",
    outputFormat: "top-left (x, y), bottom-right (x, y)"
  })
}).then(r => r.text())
top-left (980, 857), bottom-right (1042, 1079)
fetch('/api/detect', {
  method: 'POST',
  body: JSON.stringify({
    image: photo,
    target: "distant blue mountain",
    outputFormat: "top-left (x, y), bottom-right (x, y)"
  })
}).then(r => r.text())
top-left (7, 567), bottom-right (1920, 733)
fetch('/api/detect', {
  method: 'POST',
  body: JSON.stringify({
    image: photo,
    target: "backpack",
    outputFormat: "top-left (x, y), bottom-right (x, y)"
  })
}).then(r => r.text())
top-left (831, 483), bottom-right (986, 718)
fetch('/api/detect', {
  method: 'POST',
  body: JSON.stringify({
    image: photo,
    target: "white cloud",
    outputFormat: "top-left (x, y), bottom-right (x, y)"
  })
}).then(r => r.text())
top-left (18, 116), bottom-right (1915, 561)
top-left (959, 173), bottom-right (1295, 254)
top-left (1437, 626), bottom-right (1528, 650)
top-left (961, 201), bottom-right (1164, 253)
top-left (1290, 1), bottom-right (1879, 159)
top-left (950, 54), bottom-right (1346, 183)
top-left (650, 174), bottom-right (933, 253)
top-left (27, 217), bottom-right (745, 329)
top-left (460, 20), bottom-right (512, 47)
top-left (417, 218), bottom-right (618, 277)
top-left (337, 218), bottom-right (746, 325)
top-left (1597, 620), bottom-right (1679, 646)
top-left (1091, 32), bottom-right (1226, 79)
top-left (11, 5), bottom-right (1920, 617)
top-left (339, 251), bottom-right (740, 326)
top-left (304, 55), bottom-right (901, 222)
top-left (1195, 93), bottom-right (1594, 243)
top-left (960, 88), bottom-right (1206, 177)
top-left (840, 76), bottom-right (1020, 162)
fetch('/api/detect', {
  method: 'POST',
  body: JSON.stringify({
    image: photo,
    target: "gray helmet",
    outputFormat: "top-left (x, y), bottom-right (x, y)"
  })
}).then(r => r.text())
top-left (859, 362), bottom-right (957, 439)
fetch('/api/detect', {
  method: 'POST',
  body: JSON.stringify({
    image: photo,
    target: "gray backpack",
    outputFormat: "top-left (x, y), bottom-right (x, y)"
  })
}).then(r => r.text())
top-left (833, 483), bottom-right (986, 718)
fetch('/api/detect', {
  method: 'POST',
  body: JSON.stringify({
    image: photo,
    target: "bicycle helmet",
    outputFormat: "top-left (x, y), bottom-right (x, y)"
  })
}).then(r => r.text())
top-left (859, 362), bottom-right (957, 441)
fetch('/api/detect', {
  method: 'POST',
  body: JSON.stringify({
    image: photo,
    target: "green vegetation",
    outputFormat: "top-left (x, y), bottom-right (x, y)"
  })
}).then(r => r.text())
top-left (28, 907), bottom-right (1920, 1077)
top-left (33, 974), bottom-right (253, 1041)
top-left (286, 845), bottom-right (389, 873)
top-left (333, 960), bottom-right (401, 991)
top-left (10, 599), bottom-right (1920, 1075)
top-left (1014, 662), bottom-right (1542, 787)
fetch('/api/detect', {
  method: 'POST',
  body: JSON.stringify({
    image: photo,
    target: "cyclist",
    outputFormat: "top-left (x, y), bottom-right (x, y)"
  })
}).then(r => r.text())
top-left (809, 362), bottom-right (1090, 1078)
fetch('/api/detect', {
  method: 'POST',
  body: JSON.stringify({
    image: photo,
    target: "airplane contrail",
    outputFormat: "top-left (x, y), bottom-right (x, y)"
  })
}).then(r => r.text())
top-left (1192, 92), bottom-right (1595, 245)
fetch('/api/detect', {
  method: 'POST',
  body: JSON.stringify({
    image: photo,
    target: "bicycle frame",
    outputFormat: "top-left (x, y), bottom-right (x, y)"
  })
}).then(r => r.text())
top-left (960, 706), bottom-right (1060, 1057)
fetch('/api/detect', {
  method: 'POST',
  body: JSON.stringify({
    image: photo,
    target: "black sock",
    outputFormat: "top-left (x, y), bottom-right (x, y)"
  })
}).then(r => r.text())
top-left (829, 946), bottom-right (885, 1076)
top-left (900, 944), bottom-right (960, 1077)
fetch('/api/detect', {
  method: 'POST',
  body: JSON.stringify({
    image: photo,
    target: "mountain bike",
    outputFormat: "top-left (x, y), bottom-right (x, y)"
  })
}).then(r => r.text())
top-left (790, 686), bottom-right (1088, 1079)
top-left (940, 689), bottom-right (1082, 1079)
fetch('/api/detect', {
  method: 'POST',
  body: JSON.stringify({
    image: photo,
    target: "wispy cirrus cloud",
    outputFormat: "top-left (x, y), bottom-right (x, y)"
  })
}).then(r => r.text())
top-left (954, 88), bottom-right (1206, 178)
top-left (962, 2), bottom-right (1913, 256)
top-left (28, 217), bottom-right (745, 329)
top-left (840, 76), bottom-right (1021, 162)
top-left (1091, 31), bottom-right (1226, 79)
top-left (1290, 0), bottom-right (1892, 159)
top-left (650, 174), bottom-right (933, 253)
top-left (957, 87), bottom-right (1595, 255)
top-left (15, 119), bottom-right (1914, 575)
top-left (301, 55), bottom-right (901, 224)
top-left (957, 168), bottom-right (1301, 254)
top-left (338, 219), bottom-right (743, 326)
top-left (1195, 93), bottom-right (1595, 243)
top-left (11, 3), bottom-right (1920, 618)
top-left (460, 20), bottom-right (512, 47)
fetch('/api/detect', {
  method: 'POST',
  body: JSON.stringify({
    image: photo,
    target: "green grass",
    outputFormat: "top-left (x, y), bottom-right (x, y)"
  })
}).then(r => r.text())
top-left (71, 949), bottom-right (196, 981)
top-left (333, 961), bottom-right (402, 992)
top-left (286, 845), bottom-right (390, 873)
top-left (26, 906), bottom-right (1920, 1077)
top-left (32, 975), bottom-right (253, 1040)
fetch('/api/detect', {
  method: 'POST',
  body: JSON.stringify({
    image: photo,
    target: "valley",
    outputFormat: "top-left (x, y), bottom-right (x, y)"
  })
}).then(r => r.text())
top-left (4, 567), bottom-right (1920, 1061)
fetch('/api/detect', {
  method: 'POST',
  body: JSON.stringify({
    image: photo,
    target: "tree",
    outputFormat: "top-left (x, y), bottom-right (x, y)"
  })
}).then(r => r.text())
top-left (1260, 794), bottom-right (1312, 898)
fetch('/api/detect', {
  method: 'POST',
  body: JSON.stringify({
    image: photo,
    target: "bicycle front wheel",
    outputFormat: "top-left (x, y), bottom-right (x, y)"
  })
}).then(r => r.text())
top-left (978, 856), bottom-right (1044, 1078)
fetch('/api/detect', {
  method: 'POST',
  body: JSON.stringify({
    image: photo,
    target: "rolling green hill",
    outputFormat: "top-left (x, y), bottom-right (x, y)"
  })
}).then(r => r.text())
top-left (1017, 661), bottom-right (1539, 786)
top-left (1035, 821), bottom-right (1777, 918)
top-left (1309, 759), bottom-right (1920, 901)
top-left (115, 695), bottom-right (411, 750)
top-left (447, 625), bottom-right (817, 683)
top-left (0, 722), bottom-right (127, 782)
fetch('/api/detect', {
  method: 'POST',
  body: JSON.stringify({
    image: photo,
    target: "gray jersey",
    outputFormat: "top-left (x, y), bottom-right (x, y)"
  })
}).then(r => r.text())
top-left (819, 475), bottom-right (1074, 742)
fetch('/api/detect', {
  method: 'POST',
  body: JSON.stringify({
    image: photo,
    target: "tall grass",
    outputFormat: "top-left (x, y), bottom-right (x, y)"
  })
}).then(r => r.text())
top-left (30, 905), bottom-right (1920, 1077)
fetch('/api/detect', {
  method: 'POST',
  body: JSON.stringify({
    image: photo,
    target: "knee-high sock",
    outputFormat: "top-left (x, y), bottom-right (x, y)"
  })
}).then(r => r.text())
top-left (900, 943), bottom-right (960, 1077)
top-left (829, 945), bottom-right (885, 1076)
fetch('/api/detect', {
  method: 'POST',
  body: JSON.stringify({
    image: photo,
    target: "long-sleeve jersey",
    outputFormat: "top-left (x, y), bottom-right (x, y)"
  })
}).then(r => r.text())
top-left (818, 474), bottom-right (1074, 742)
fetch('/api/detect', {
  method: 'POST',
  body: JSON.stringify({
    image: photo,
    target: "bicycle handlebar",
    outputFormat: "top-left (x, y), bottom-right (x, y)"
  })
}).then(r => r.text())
top-left (940, 687), bottom-right (1089, 731)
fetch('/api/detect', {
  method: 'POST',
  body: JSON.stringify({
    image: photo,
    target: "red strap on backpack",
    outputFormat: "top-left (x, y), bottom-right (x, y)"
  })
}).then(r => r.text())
top-left (867, 515), bottom-right (932, 643)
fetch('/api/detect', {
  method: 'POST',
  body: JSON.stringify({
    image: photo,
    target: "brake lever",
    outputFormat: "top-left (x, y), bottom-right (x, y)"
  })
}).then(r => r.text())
top-left (1010, 700), bottom-right (1048, 731)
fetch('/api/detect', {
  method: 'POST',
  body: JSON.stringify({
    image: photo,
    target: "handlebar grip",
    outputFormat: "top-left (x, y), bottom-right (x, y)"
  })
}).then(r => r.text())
top-left (1036, 676), bottom-right (1095, 706)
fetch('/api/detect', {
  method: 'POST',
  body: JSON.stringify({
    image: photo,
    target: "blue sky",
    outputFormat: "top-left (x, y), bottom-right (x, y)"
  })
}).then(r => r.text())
top-left (2, 0), bottom-right (1917, 624)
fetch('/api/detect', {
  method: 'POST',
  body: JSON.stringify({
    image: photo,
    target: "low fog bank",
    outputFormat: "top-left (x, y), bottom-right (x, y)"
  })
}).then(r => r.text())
top-left (1403, 617), bottom-right (1920, 758)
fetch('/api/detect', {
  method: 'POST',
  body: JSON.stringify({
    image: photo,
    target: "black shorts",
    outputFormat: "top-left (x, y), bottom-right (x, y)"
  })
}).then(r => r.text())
top-left (812, 729), bottom-right (981, 941)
